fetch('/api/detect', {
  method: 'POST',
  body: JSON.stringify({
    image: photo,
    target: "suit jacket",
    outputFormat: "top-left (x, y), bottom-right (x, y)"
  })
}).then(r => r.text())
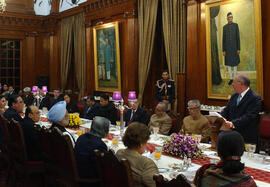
top-left (3, 107), bottom-right (23, 123)
top-left (221, 89), bottom-right (262, 144)
top-left (22, 94), bottom-right (35, 106)
top-left (116, 149), bottom-right (158, 187)
top-left (74, 133), bottom-right (107, 180)
top-left (38, 96), bottom-right (51, 110)
top-left (22, 118), bottom-right (42, 161)
top-left (124, 107), bottom-right (148, 126)
top-left (92, 103), bottom-right (117, 124)
top-left (66, 101), bottom-right (79, 113)
top-left (5, 91), bottom-right (16, 100)
top-left (50, 96), bottom-right (63, 108)
top-left (148, 113), bottom-right (172, 135)
top-left (83, 103), bottom-right (98, 119)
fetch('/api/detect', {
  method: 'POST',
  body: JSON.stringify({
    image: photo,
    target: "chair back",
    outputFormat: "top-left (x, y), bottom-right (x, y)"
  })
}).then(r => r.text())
top-left (0, 116), bottom-right (10, 153)
top-left (259, 118), bottom-right (270, 138)
top-left (49, 127), bottom-right (79, 180)
top-left (94, 149), bottom-right (134, 187)
top-left (7, 119), bottom-right (28, 164)
top-left (153, 173), bottom-right (192, 187)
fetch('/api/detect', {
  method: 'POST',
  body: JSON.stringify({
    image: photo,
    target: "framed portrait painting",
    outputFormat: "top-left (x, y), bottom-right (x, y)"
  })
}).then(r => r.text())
top-left (93, 22), bottom-right (121, 92)
top-left (206, 0), bottom-right (263, 99)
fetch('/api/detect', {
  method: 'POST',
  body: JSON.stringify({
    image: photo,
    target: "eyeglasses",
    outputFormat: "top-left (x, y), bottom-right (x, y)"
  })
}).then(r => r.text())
top-left (187, 107), bottom-right (200, 111)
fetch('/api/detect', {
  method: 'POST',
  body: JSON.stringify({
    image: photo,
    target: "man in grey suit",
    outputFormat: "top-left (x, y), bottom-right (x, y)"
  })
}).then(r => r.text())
top-left (223, 12), bottom-right (240, 85)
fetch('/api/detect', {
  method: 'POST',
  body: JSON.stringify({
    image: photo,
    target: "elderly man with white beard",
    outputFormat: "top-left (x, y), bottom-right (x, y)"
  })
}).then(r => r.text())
top-left (47, 101), bottom-right (76, 147)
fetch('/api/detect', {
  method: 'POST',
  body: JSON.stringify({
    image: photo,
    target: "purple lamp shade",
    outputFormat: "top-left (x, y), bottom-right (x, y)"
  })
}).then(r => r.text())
top-left (0, 83), bottom-right (2, 90)
top-left (32, 86), bottom-right (38, 93)
top-left (112, 91), bottom-right (122, 101)
top-left (42, 86), bottom-right (48, 93)
top-left (128, 91), bottom-right (137, 101)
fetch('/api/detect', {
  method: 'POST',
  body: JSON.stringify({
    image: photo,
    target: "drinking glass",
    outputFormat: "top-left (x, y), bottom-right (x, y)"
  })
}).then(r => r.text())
top-left (195, 135), bottom-right (202, 143)
top-left (77, 130), bottom-right (83, 136)
top-left (116, 121), bottom-right (121, 130)
top-left (153, 127), bottom-right (159, 140)
top-left (112, 135), bottom-right (119, 147)
top-left (154, 146), bottom-right (162, 163)
top-left (249, 144), bottom-right (256, 158)
top-left (42, 107), bottom-right (48, 115)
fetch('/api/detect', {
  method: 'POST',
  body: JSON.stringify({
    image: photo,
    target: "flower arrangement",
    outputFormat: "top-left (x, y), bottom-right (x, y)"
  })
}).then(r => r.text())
top-left (163, 133), bottom-right (203, 158)
top-left (68, 113), bottom-right (82, 128)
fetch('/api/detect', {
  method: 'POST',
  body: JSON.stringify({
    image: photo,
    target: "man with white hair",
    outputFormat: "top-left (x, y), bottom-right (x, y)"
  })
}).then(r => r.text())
top-left (124, 99), bottom-right (148, 126)
top-left (47, 101), bottom-right (75, 147)
top-left (74, 116), bottom-right (109, 181)
top-left (148, 102), bottom-right (172, 135)
top-left (181, 99), bottom-right (210, 143)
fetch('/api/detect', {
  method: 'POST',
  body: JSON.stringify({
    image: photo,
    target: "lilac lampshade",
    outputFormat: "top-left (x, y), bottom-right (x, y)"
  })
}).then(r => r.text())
top-left (112, 91), bottom-right (122, 101)
top-left (0, 83), bottom-right (1, 90)
top-left (128, 91), bottom-right (137, 101)
top-left (32, 86), bottom-right (38, 93)
top-left (42, 86), bottom-right (48, 93)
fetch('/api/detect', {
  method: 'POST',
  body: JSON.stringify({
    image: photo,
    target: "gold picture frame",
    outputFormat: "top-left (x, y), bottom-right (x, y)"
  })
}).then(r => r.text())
top-left (206, 0), bottom-right (263, 99)
top-left (93, 22), bottom-right (121, 92)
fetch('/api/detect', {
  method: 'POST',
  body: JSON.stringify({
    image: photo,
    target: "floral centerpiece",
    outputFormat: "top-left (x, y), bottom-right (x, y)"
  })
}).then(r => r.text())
top-left (68, 113), bottom-right (82, 128)
top-left (163, 133), bottom-right (203, 158)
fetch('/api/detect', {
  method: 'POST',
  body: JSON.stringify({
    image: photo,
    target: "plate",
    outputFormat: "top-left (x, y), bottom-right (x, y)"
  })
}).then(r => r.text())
top-left (169, 172), bottom-right (178, 179)
top-left (168, 163), bottom-right (182, 169)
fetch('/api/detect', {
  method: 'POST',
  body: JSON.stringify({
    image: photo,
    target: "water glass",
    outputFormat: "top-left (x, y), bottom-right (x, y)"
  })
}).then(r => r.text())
top-left (154, 146), bottom-right (162, 161)
top-left (112, 135), bottom-right (119, 147)
top-left (249, 144), bottom-right (256, 158)
top-left (195, 134), bottom-right (202, 143)
top-left (153, 127), bottom-right (159, 139)
top-left (116, 121), bottom-right (121, 130)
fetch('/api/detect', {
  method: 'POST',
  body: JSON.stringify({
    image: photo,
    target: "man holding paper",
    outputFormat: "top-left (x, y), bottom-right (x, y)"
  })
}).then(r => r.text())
top-left (221, 74), bottom-right (262, 144)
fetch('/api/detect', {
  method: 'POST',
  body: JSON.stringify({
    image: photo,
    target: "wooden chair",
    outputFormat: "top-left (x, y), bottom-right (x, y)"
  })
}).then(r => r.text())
top-left (257, 113), bottom-right (270, 152)
top-left (7, 119), bottom-right (45, 186)
top-left (48, 127), bottom-right (101, 187)
top-left (94, 149), bottom-right (134, 187)
top-left (153, 173), bottom-right (192, 187)
top-left (0, 116), bottom-right (10, 154)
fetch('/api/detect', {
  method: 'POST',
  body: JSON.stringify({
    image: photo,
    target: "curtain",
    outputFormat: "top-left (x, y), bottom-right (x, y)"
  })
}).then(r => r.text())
top-left (210, 6), bottom-right (222, 85)
top-left (137, 0), bottom-right (159, 104)
top-left (60, 16), bottom-right (73, 91)
top-left (73, 12), bottom-right (86, 99)
top-left (162, 0), bottom-right (187, 113)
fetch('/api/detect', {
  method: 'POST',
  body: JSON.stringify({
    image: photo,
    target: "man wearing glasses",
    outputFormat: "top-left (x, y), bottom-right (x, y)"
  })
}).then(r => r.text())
top-left (223, 12), bottom-right (240, 85)
top-left (181, 100), bottom-right (210, 143)
top-left (3, 94), bottom-right (24, 123)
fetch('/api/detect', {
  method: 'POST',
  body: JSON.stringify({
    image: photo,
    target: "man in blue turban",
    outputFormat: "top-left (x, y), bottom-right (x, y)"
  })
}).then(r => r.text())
top-left (47, 101), bottom-right (75, 147)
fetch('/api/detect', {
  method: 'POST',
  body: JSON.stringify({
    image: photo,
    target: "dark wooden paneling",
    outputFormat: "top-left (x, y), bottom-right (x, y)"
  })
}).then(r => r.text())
top-left (6, 0), bottom-right (34, 14)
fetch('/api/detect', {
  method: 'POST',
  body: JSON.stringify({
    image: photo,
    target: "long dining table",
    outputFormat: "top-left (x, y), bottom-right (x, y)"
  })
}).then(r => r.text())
top-left (39, 118), bottom-right (270, 187)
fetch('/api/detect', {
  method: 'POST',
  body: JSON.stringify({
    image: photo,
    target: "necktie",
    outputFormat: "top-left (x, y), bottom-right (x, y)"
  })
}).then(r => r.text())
top-left (237, 94), bottom-right (242, 106)
top-left (130, 110), bottom-right (135, 121)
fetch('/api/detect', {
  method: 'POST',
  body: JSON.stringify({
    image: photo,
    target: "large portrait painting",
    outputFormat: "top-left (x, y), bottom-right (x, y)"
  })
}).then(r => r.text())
top-left (206, 0), bottom-right (263, 99)
top-left (93, 22), bottom-right (121, 92)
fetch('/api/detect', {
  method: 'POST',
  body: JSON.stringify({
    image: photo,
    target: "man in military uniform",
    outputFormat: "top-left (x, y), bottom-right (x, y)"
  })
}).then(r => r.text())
top-left (223, 12), bottom-right (240, 85)
top-left (155, 70), bottom-right (175, 110)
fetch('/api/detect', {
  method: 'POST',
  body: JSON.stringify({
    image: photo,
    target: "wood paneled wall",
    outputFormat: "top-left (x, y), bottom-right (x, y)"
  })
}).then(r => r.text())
top-left (185, 0), bottom-right (270, 112)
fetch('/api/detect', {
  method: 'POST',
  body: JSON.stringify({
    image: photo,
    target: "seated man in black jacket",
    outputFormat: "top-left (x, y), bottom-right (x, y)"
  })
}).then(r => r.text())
top-left (3, 94), bottom-right (24, 123)
top-left (74, 116), bottom-right (109, 182)
top-left (124, 100), bottom-right (148, 126)
top-left (38, 89), bottom-right (51, 110)
top-left (91, 94), bottom-right (117, 124)
top-left (23, 106), bottom-right (42, 161)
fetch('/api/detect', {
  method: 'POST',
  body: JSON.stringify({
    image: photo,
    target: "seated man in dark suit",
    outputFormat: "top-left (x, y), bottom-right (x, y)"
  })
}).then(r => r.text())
top-left (38, 89), bottom-right (51, 110)
top-left (221, 74), bottom-right (262, 144)
top-left (92, 94), bottom-right (117, 124)
top-left (3, 94), bottom-right (24, 123)
top-left (74, 116), bottom-right (109, 181)
top-left (5, 85), bottom-right (16, 100)
top-left (50, 88), bottom-right (63, 108)
top-left (83, 95), bottom-right (98, 119)
top-left (124, 100), bottom-right (148, 126)
top-left (23, 106), bottom-right (42, 161)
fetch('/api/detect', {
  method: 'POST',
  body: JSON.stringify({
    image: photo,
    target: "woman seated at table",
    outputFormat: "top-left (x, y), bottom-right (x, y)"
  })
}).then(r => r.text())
top-left (116, 122), bottom-right (158, 187)
top-left (63, 94), bottom-right (79, 114)
top-left (193, 131), bottom-right (256, 187)
top-left (0, 95), bottom-right (7, 115)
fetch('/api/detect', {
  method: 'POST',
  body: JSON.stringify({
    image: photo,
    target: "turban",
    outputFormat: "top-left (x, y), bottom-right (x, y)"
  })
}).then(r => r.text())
top-left (23, 87), bottom-right (31, 92)
top-left (89, 116), bottom-right (110, 138)
top-left (47, 101), bottom-right (67, 123)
